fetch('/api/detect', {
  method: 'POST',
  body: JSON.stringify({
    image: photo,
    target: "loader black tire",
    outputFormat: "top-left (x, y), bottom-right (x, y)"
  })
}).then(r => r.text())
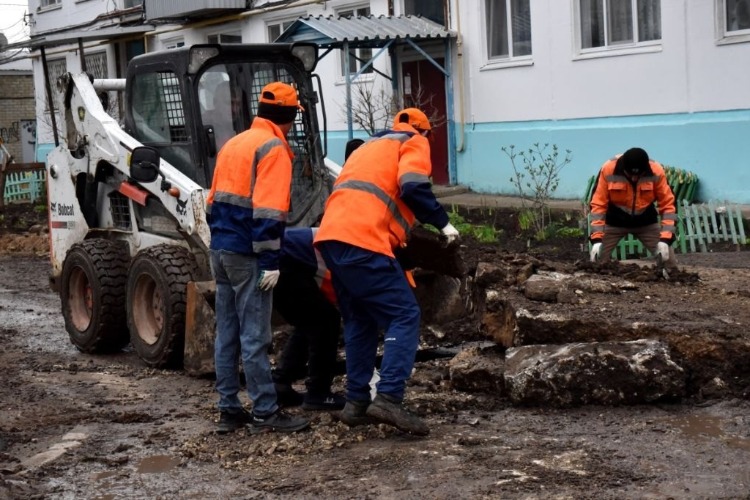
top-left (60, 239), bottom-right (130, 353)
top-left (127, 245), bottom-right (198, 369)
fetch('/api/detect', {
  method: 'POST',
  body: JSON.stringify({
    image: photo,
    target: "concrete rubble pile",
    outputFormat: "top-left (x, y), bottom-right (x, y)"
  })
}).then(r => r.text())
top-left (415, 254), bottom-right (750, 406)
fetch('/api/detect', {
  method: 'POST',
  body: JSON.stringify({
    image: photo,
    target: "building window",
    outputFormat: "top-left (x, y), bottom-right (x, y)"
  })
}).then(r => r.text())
top-left (40, 0), bottom-right (61, 7)
top-left (338, 6), bottom-right (373, 76)
top-left (124, 0), bottom-right (143, 7)
top-left (404, 0), bottom-right (446, 26)
top-left (267, 20), bottom-right (295, 42)
top-left (46, 58), bottom-right (67, 111)
top-left (725, 0), bottom-right (750, 33)
top-left (579, 0), bottom-right (661, 50)
top-left (485, 0), bottom-right (532, 59)
top-left (164, 38), bottom-right (185, 50)
top-left (207, 33), bottom-right (242, 44)
top-left (84, 52), bottom-right (108, 79)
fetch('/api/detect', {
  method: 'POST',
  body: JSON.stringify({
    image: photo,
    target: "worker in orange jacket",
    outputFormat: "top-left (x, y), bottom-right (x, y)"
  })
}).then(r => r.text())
top-left (589, 147), bottom-right (678, 267)
top-left (314, 108), bottom-right (459, 436)
top-left (207, 82), bottom-right (309, 435)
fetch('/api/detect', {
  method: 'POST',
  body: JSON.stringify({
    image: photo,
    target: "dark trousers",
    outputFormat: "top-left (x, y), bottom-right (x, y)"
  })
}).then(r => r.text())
top-left (272, 267), bottom-right (341, 395)
top-left (317, 240), bottom-right (421, 403)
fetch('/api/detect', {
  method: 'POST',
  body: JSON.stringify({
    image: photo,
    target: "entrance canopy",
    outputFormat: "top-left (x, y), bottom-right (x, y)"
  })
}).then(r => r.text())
top-left (277, 15), bottom-right (458, 182)
top-left (276, 14), bottom-right (453, 49)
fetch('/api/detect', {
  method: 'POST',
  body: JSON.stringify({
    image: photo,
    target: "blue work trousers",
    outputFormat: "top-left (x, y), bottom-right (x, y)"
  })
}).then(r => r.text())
top-left (210, 250), bottom-right (277, 416)
top-left (317, 240), bottom-right (421, 402)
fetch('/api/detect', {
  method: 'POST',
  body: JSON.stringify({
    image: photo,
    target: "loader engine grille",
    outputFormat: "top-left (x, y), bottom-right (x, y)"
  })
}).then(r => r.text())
top-left (109, 192), bottom-right (132, 230)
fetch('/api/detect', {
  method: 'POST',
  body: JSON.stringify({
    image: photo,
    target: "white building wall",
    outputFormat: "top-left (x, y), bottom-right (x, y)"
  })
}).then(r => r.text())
top-left (456, 0), bottom-right (749, 124)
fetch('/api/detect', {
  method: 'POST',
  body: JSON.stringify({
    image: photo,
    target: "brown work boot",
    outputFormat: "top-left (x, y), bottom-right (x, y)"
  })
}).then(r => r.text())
top-left (365, 393), bottom-right (429, 436)
top-left (338, 400), bottom-right (377, 427)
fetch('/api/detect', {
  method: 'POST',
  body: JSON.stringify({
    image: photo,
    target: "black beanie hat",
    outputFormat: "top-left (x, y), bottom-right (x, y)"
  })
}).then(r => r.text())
top-left (257, 102), bottom-right (298, 125)
top-left (619, 147), bottom-right (650, 175)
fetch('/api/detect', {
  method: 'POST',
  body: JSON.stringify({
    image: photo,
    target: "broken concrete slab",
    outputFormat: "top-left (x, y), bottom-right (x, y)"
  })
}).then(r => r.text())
top-left (448, 344), bottom-right (506, 394)
top-left (504, 339), bottom-right (685, 407)
top-left (477, 278), bottom-right (750, 397)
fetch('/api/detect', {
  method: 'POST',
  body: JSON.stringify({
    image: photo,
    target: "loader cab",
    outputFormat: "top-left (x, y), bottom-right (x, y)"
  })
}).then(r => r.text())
top-left (123, 43), bottom-right (326, 225)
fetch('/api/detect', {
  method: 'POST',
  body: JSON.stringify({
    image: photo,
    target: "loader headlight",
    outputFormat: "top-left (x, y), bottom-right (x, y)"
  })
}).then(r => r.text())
top-left (189, 46), bottom-right (220, 74)
top-left (291, 44), bottom-right (318, 72)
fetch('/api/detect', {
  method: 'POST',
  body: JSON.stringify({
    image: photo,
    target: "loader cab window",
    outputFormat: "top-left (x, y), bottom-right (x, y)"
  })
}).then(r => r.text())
top-left (131, 70), bottom-right (199, 184)
top-left (197, 60), bottom-right (320, 224)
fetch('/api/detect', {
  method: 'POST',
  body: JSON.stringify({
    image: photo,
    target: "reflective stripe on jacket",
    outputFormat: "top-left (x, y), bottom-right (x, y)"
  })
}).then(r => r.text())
top-left (315, 122), bottom-right (448, 257)
top-left (207, 117), bottom-right (293, 270)
top-left (589, 155), bottom-right (677, 241)
top-left (280, 228), bottom-right (336, 305)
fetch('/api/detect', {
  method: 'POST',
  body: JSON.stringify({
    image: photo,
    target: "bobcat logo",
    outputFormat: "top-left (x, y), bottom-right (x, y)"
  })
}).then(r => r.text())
top-left (50, 202), bottom-right (56, 213)
top-left (175, 196), bottom-right (188, 216)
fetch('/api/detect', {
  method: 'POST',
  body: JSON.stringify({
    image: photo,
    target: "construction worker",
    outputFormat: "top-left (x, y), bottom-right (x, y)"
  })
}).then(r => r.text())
top-left (589, 147), bottom-right (678, 267)
top-left (207, 81), bottom-right (310, 435)
top-left (272, 227), bottom-right (345, 411)
top-left (314, 107), bottom-right (459, 436)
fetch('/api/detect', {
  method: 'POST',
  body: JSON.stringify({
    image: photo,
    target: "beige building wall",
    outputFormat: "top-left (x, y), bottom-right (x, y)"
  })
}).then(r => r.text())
top-left (0, 72), bottom-right (36, 163)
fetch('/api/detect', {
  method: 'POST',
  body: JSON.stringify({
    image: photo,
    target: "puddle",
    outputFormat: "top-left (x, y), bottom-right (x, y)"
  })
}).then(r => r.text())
top-left (664, 414), bottom-right (750, 451)
top-left (137, 455), bottom-right (180, 474)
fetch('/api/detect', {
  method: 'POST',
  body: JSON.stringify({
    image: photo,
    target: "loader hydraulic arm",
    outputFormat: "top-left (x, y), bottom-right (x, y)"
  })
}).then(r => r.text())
top-left (52, 72), bottom-right (211, 248)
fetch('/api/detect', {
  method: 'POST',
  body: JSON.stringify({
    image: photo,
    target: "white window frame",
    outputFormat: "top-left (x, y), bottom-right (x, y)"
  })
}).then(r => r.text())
top-left (39, 0), bottom-right (62, 10)
top-left (574, 0), bottom-right (662, 60)
top-left (164, 38), bottom-right (185, 50)
top-left (336, 5), bottom-right (374, 82)
top-left (267, 19), bottom-right (296, 42)
top-left (481, 0), bottom-right (533, 71)
top-left (716, 0), bottom-right (750, 45)
top-left (207, 31), bottom-right (242, 44)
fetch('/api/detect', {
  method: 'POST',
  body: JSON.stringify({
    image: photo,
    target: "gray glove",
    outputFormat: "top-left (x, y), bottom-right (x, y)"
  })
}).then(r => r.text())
top-left (440, 222), bottom-right (460, 244)
top-left (656, 242), bottom-right (670, 262)
top-left (589, 242), bottom-right (602, 262)
top-left (257, 270), bottom-right (280, 291)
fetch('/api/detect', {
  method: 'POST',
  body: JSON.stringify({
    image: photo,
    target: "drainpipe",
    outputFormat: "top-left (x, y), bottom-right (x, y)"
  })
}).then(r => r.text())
top-left (454, 0), bottom-right (466, 153)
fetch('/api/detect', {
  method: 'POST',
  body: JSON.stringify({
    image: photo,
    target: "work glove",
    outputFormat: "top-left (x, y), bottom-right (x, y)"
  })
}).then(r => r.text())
top-left (656, 242), bottom-right (670, 262)
top-left (440, 222), bottom-right (460, 245)
top-left (589, 242), bottom-right (602, 262)
top-left (257, 270), bottom-right (280, 291)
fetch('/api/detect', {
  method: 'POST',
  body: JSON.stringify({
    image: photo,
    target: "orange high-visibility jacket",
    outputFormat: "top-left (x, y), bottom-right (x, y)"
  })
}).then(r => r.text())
top-left (315, 122), bottom-right (444, 257)
top-left (207, 117), bottom-right (293, 270)
top-left (589, 155), bottom-right (677, 242)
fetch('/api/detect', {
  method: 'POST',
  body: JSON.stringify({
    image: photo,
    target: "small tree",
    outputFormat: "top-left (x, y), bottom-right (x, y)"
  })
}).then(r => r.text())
top-left (502, 143), bottom-right (573, 240)
top-left (343, 80), bottom-right (446, 136)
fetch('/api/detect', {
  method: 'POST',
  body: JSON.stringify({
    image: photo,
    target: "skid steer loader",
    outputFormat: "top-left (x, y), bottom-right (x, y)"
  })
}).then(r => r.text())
top-left (45, 43), bottom-right (332, 375)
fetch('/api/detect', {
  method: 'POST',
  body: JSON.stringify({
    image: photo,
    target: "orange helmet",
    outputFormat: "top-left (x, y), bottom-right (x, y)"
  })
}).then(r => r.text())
top-left (393, 107), bottom-right (431, 132)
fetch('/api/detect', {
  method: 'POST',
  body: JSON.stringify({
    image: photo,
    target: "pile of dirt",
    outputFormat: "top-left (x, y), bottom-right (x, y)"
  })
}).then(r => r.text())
top-left (0, 203), bottom-right (49, 255)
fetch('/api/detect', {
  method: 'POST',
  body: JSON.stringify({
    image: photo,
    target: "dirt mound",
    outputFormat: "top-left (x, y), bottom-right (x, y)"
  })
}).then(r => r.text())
top-left (0, 203), bottom-right (49, 255)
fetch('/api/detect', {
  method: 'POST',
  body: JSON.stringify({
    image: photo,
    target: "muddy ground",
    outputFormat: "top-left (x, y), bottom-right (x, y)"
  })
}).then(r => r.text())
top-left (1, 203), bottom-right (750, 499)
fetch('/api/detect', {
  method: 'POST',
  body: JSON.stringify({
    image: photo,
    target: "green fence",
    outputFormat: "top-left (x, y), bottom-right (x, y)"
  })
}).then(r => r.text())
top-left (2, 165), bottom-right (46, 205)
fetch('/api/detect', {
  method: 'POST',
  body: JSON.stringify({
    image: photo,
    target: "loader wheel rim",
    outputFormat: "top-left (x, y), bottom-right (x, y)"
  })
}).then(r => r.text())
top-left (68, 266), bottom-right (93, 332)
top-left (132, 273), bottom-right (164, 345)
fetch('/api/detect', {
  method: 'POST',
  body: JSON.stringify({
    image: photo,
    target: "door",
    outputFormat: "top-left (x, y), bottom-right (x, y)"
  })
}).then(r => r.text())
top-left (401, 58), bottom-right (448, 185)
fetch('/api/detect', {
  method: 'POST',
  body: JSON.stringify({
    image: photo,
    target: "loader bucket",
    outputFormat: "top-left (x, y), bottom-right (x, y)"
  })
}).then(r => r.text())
top-left (184, 280), bottom-right (217, 377)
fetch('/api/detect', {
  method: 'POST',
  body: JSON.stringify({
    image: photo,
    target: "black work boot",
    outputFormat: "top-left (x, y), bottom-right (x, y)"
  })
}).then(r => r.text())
top-left (248, 410), bottom-right (310, 434)
top-left (275, 382), bottom-right (305, 408)
top-left (338, 400), bottom-right (377, 427)
top-left (216, 409), bottom-right (250, 434)
top-left (366, 393), bottom-right (429, 436)
top-left (302, 392), bottom-right (346, 411)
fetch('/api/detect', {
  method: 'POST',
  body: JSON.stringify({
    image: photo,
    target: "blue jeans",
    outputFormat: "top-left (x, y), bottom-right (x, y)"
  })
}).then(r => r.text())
top-left (210, 250), bottom-right (277, 416)
top-left (317, 241), bottom-right (421, 402)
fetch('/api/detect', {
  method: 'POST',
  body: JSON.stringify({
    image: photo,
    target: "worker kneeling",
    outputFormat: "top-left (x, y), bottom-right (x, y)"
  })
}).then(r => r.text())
top-left (589, 147), bottom-right (678, 268)
top-left (314, 108), bottom-right (459, 437)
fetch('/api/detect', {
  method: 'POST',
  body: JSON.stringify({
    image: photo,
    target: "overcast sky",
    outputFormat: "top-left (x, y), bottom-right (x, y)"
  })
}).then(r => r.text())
top-left (0, 2), bottom-right (31, 45)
